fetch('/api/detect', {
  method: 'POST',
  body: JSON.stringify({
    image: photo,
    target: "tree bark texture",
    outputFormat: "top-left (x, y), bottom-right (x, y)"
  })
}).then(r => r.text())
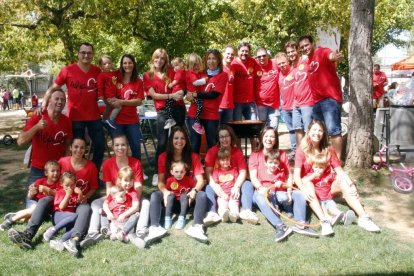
top-left (346, 0), bottom-right (375, 167)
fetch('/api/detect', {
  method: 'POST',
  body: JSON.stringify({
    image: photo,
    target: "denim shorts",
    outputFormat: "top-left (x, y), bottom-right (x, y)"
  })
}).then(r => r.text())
top-left (292, 106), bottom-right (313, 131)
top-left (312, 98), bottom-right (342, 136)
top-left (320, 199), bottom-right (337, 210)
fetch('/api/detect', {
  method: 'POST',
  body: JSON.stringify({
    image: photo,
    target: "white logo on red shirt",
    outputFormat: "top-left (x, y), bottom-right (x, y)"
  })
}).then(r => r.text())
top-left (295, 71), bottom-right (307, 83)
top-left (123, 89), bottom-right (137, 100)
top-left (76, 179), bottom-right (88, 192)
top-left (53, 131), bottom-right (67, 145)
top-left (309, 61), bottom-right (319, 74)
top-left (68, 196), bottom-right (77, 208)
top-left (87, 78), bottom-right (98, 92)
top-left (205, 83), bottom-right (216, 92)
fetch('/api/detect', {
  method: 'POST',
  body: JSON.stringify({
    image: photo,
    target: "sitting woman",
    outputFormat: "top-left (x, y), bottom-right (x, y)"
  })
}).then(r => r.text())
top-left (293, 119), bottom-right (381, 235)
top-left (147, 126), bottom-right (208, 243)
top-left (249, 127), bottom-right (318, 242)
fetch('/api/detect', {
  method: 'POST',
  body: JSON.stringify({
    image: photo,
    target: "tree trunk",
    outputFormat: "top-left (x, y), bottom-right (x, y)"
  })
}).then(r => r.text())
top-left (345, 0), bottom-right (375, 167)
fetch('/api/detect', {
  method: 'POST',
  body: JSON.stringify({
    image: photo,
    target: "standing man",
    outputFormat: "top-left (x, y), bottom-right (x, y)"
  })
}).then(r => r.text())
top-left (12, 86), bottom-right (20, 109)
top-left (255, 47), bottom-right (280, 129)
top-left (231, 42), bottom-right (261, 121)
top-left (42, 42), bottom-right (104, 171)
top-left (285, 41), bottom-right (314, 147)
top-left (298, 35), bottom-right (343, 158)
top-left (220, 46), bottom-right (235, 123)
top-left (373, 64), bottom-right (388, 109)
top-left (9, 88), bottom-right (72, 249)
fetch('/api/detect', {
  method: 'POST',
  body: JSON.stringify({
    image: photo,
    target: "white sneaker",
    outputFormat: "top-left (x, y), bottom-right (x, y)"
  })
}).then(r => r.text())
top-left (221, 210), bottom-right (230, 222)
top-left (342, 210), bottom-right (356, 226)
top-left (185, 224), bottom-right (208, 243)
top-left (330, 212), bottom-right (344, 226)
top-left (144, 226), bottom-right (167, 243)
top-left (49, 239), bottom-right (65, 252)
top-left (143, 173), bottom-right (148, 181)
top-left (239, 209), bottom-right (259, 224)
top-left (203, 212), bottom-right (221, 226)
top-left (164, 118), bottom-right (177, 129)
top-left (229, 212), bottom-right (239, 223)
top-left (320, 220), bottom-right (334, 237)
top-left (127, 233), bottom-right (146, 249)
top-left (358, 216), bottom-right (381, 233)
top-left (152, 174), bottom-right (158, 186)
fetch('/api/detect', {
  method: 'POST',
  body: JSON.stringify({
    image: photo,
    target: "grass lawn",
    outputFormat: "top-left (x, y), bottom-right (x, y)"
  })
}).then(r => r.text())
top-left (0, 145), bottom-right (414, 275)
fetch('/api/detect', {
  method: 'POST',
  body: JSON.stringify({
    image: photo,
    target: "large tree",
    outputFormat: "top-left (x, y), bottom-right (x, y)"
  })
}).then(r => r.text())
top-left (346, 0), bottom-right (375, 167)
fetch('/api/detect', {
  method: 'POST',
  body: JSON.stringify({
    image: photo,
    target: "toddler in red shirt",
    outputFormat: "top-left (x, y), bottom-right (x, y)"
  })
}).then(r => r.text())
top-left (164, 160), bottom-right (195, 230)
top-left (304, 152), bottom-right (356, 226)
top-left (211, 148), bottom-right (240, 223)
top-left (0, 160), bottom-right (61, 231)
top-left (45, 171), bottom-right (81, 250)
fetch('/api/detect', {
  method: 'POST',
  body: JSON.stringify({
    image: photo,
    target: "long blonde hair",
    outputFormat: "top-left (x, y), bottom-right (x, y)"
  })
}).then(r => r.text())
top-left (148, 48), bottom-right (171, 83)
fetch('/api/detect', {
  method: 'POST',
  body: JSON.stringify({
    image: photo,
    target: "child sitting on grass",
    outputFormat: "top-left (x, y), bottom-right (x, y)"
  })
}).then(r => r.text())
top-left (0, 160), bottom-right (61, 231)
top-left (303, 152), bottom-right (356, 226)
top-left (102, 166), bottom-right (144, 248)
top-left (46, 171), bottom-right (81, 251)
top-left (163, 160), bottom-right (195, 230)
top-left (210, 148), bottom-right (240, 223)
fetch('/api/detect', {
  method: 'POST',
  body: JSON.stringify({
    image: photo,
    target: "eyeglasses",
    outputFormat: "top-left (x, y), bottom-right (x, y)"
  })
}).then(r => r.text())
top-left (79, 51), bottom-right (93, 56)
top-left (256, 54), bottom-right (267, 59)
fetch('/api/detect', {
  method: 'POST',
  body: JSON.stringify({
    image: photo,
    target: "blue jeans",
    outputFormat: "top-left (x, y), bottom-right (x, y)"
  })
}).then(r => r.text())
top-left (206, 180), bottom-right (254, 212)
top-left (257, 105), bottom-right (280, 129)
top-left (109, 122), bottom-right (141, 160)
top-left (233, 102), bottom-right (258, 120)
top-left (312, 98), bottom-right (342, 136)
top-left (186, 117), bottom-right (219, 154)
top-left (281, 110), bottom-right (296, 151)
top-left (26, 167), bottom-right (45, 208)
top-left (73, 120), bottom-right (105, 171)
top-left (219, 108), bottom-right (234, 124)
top-left (292, 106), bottom-right (314, 132)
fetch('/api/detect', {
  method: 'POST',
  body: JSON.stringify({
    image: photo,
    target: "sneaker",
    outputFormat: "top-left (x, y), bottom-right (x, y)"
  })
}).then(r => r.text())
top-left (63, 239), bottom-right (79, 257)
top-left (43, 227), bottom-right (56, 242)
top-left (136, 227), bottom-right (149, 239)
top-left (105, 119), bottom-right (116, 129)
top-left (127, 233), bottom-right (146, 249)
top-left (164, 216), bottom-right (173, 230)
top-left (203, 212), bottom-right (221, 226)
top-left (221, 210), bottom-right (230, 222)
top-left (117, 231), bottom-right (128, 242)
top-left (110, 233), bottom-right (118, 241)
top-left (239, 209), bottom-right (259, 225)
top-left (358, 216), bottom-right (381, 233)
top-left (342, 210), bottom-right (356, 226)
top-left (185, 224), bottom-right (208, 243)
top-left (274, 224), bottom-right (293, 242)
top-left (101, 227), bottom-right (110, 238)
top-left (152, 174), bottom-right (159, 186)
top-left (192, 122), bottom-right (205, 134)
top-left (175, 215), bottom-right (186, 230)
top-left (8, 228), bottom-right (32, 249)
top-left (144, 226), bottom-right (167, 243)
top-left (143, 173), bottom-right (149, 181)
top-left (229, 212), bottom-right (239, 223)
top-left (291, 225), bottom-right (320, 238)
top-left (164, 118), bottom-right (177, 129)
top-left (80, 232), bottom-right (104, 248)
top-left (4, 212), bottom-right (16, 221)
top-left (330, 212), bottom-right (344, 226)
top-left (320, 220), bottom-right (335, 237)
top-left (0, 219), bottom-right (13, 231)
top-left (50, 239), bottom-right (65, 252)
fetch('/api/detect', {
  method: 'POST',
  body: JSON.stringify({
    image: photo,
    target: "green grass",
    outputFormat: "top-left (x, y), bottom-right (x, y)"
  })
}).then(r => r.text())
top-left (1, 154), bottom-right (414, 275)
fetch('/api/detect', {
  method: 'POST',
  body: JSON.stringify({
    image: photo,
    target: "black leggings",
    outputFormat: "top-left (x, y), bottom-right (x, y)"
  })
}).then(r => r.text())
top-left (165, 99), bottom-right (175, 119)
top-left (193, 98), bottom-right (203, 124)
top-left (165, 193), bottom-right (189, 217)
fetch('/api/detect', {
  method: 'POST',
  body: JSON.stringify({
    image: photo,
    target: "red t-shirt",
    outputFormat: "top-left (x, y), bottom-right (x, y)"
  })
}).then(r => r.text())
top-left (32, 177), bottom-right (61, 201)
top-left (158, 152), bottom-right (204, 178)
top-left (307, 169), bottom-right (336, 201)
top-left (307, 47), bottom-right (342, 103)
top-left (204, 145), bottom-right (247, 171)
top-left (172, 69), bottom-right (187, 93)
top-left (107, 194), bottom-right (133, 219)
top-left (248, 150), bottom-right (290, 191)
top-left (54, 63), bottom-right (102, 121)
top-left (53, 188), bottom-right (79, 212)
top-left (114, 78), bottom-right (144, 124)
top-left (231, 57), bottom-right (261, 103)
top-left (143, 68), bottom-right (184, 110)
top-left (165, 175), bottom-right (196, 199)
top-left (278, 67), bottom-right (296, 111)
top-left (186, 69), bottom-right (207, 93)
top-left (212, 166), bottom-right (239, 196)
top-left (255, 59), bottom-right (280, 108)
top-left (292, 57), bottom-right (315, 107)
top-left (102, 156), bottom-right (144, 184)
top-left (124, 187), bottom-right (139, 202)
top-left (294, 147), bottom-right (342, 177)
top-left (24, 111), bottom-right (73, 169)
top-left (220, 64), bottom-right (234, 109)
top-left (58, 156), bottom-right (98, 195)
top-left (373, 71), bottom-right (388, 99)
top-left (32, 97), bottom-right (38, 108)
top-left (187, 72), bottom-right (227, 121)
top-left (97, 71), bottom-right (119, 99)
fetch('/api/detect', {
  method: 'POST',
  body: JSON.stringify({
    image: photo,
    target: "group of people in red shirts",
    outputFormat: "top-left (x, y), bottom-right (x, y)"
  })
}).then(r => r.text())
top-left (3, 37), bottom-right (381, 256)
